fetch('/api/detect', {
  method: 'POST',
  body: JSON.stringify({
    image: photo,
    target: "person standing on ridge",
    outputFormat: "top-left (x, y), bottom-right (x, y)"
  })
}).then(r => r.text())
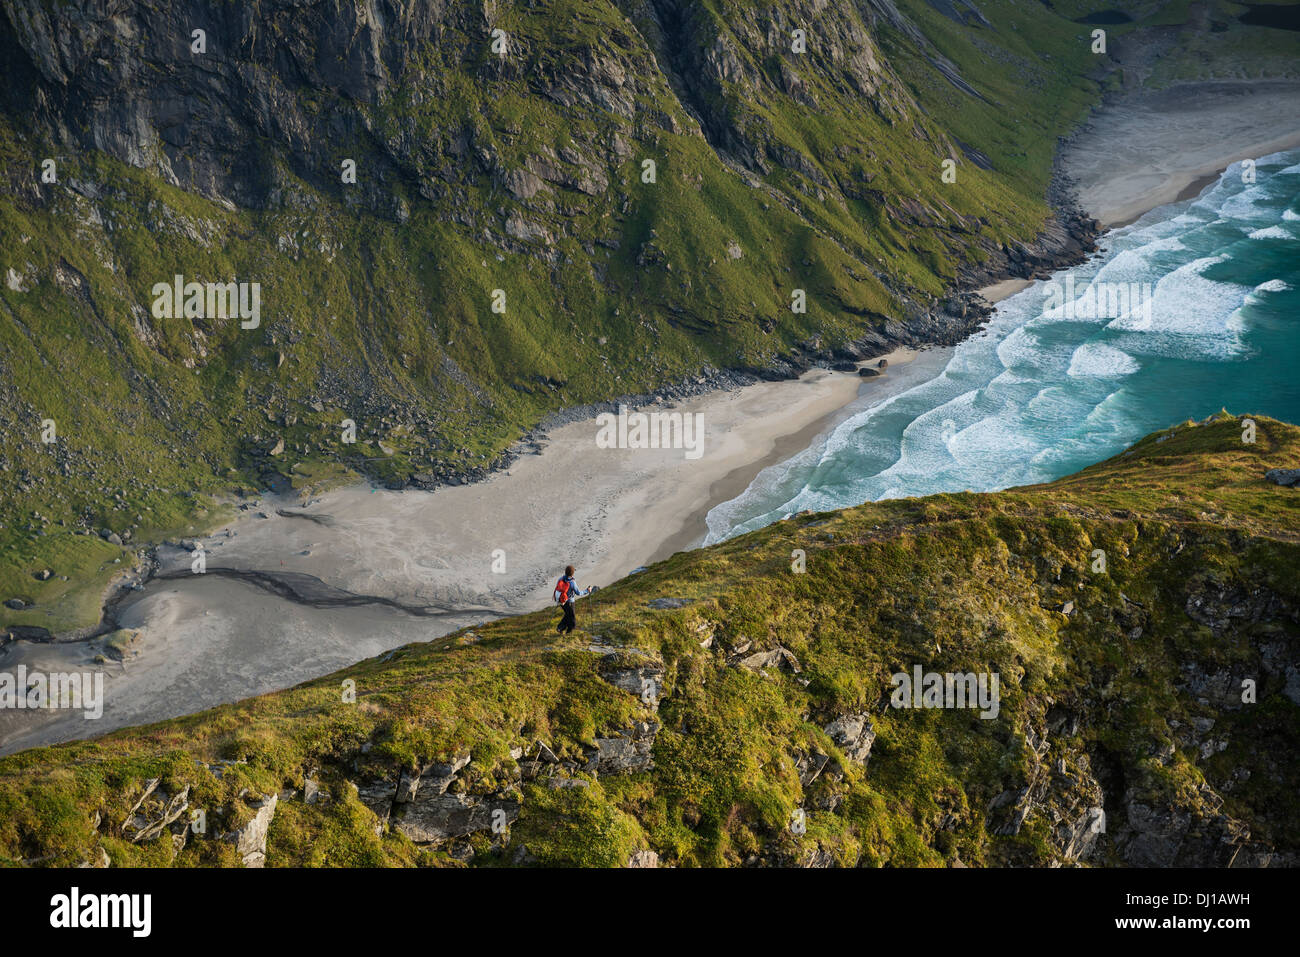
top-left (554, 565), bottom-right (585, 635)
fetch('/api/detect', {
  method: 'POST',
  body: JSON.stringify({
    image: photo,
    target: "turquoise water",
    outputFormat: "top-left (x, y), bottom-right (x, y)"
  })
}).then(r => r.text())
top-left (706, 150), bottom-right (1300, 543)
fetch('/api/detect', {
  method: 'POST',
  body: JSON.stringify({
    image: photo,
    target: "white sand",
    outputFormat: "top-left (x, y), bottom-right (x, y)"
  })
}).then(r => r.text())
top-left (1, 350), bottom-right (927, 752)
top-left (198, 350), bottom-right (920, 612)
top-left (11, 81), bottom-right (1300, 754)
top-left (977, 277), bottom-right (1034, 304)
top-left (1063, 81), bottom-right (1300, 227)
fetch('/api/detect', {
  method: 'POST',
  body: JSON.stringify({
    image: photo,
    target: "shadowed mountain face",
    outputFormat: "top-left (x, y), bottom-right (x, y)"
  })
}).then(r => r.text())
top-left (0, 0), bottom-right (1118, 633)
top-left (0, 1), bottom-right (1011, 209)
top-left (0, 416), bottom-right (1297, 867)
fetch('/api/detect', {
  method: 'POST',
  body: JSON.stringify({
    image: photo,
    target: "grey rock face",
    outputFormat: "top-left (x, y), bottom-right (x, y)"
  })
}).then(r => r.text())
top-left (731, 645), bottom-right (802, 674)
top-left (393, 792), bottom-right (520, 845)
top-left (354, 779), bottom-right (398, 828)
top-left (124, 782), bottom-right (191, 844)
top-left (221, 792), bottom-right (278, 868)
top-left (600, 661), bottom-right (665, 699)
top-left (824, 713), bottom-right (875, 765)
top-left (1119, 790), bottom-right (1252, 868)
top-left (1265, 468), bottom-right (1300, 487)
top-left (585, 720), bottom-right (659, 775)
top-left (794, 749), bottom-right (831, 786)
top-left (396, 752), bottom-right (471, 804)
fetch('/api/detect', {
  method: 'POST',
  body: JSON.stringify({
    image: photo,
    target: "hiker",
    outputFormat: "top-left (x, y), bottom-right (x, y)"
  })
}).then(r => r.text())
top-left (554, 565), bottom-right (585, 635)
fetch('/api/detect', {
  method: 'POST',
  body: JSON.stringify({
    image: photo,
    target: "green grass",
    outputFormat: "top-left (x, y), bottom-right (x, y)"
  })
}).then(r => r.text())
top-left (1, 414), bottom-right (1297, 867)
top-left (0, 0), bottom-right (1129, 630)
top-left (6, 0), bottom-right (1295, 631)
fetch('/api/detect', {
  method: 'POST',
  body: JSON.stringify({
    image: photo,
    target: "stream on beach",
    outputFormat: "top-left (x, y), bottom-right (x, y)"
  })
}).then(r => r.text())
top-left (4, 150), bottom-right (1299, 754)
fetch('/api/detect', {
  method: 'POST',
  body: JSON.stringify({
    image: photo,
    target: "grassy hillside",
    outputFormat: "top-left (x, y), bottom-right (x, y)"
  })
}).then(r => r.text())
top-left (6, 0), bottom-right (1297, 634)
top-left (1, 0), bottom-right (1117, 632)
top-left (2, 413), bottom-right (1297, 867)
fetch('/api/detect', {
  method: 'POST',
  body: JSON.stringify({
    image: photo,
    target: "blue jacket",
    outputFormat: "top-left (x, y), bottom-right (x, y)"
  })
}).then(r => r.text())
top-left (556, 575), bottom-right (579, 604)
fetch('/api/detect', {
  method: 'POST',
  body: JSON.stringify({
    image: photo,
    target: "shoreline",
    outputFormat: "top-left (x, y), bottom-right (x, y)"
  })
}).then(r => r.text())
top-left (1062, 80), bottom-right (1300, 228)
top-left (0, 349), bottom-right (927, 754)
top-left (7, 81), bottom-right (1300, 754)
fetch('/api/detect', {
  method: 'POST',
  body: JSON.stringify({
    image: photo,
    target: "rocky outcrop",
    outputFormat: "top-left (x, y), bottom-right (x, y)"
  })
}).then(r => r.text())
top-left (824, 713), bottom-right (875, 765)
top-left (728, 641), bottom-right (802, 675)
top-left (220, 791), bottom-right (278, 868)
top-left (394, 792), bottom-right (520, 846)
top-left (1265, 468), bottom-right (1300, 487)
top-left (585, 720), bottom-right (660, 775)
top-left (396, 753), bottom-right (472, 805)
top-left (123, 779), bottom-right (190, 844)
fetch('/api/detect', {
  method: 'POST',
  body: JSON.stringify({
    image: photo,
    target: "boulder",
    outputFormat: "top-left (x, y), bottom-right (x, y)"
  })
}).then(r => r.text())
top-left (222, 792), bottom-right (278, 867)
top-left (599, 659), bottom-right (665, 701)
top-left (1265, 468), bottom-right (1300, 487)
top-left (824, 713), bottom-right (876, 764)
top-left (397, 752), bottom-right (472, 803)
top-left (732, 645), bottom-right (802, 674)
top-left (585, 720), bottom-right (659, 775)
top-left (393, 792), bottom-right (520, 845)
top-left (125, 783), bottom-right (191, 843)
top-left (353, 780), bottom-right (396, 827)
top-left (794, 749), bottom-right (831, 786)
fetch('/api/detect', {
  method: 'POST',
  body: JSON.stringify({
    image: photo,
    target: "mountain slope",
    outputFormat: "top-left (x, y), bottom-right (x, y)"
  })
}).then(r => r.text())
top-left (2, 413), bottom-right (1297, 867)
top-left (0, 0), bottom-right (1112, 631)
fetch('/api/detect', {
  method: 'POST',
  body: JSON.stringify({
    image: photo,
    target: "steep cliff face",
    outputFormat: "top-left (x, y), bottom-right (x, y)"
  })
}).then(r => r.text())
top-left (5, 0), bottom-right (437, 208)
top-left (1, 415), bottom-right (1297, 867)
top-left (0, 0), bottom-right (1112, 631)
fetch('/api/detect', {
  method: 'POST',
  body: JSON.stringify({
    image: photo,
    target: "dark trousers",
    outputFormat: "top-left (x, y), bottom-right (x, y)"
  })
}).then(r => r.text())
top-left (557, 600), bottom-right (576, 634)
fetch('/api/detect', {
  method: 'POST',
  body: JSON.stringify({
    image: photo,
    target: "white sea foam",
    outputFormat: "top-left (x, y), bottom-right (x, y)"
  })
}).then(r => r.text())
top-left (1248, 225), bottom-right (1294, 240)
top-left (1067, 342), bottom-right (1140, 378)
top-left (703, 149), bottom-right (1300, 543)
top-left (1105, 255), bottom-right (1248, 358)
top-left (1218, 185), bottom-right (1276, 222)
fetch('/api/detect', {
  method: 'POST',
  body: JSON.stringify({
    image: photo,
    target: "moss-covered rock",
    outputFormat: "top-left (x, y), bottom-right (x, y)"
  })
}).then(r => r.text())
top-left (1, 414), bottom-right (1297, 867)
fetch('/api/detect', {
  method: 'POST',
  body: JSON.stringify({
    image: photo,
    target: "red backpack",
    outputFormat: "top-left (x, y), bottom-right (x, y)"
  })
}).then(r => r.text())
top-left (554, 578), bottom-right (572, 604)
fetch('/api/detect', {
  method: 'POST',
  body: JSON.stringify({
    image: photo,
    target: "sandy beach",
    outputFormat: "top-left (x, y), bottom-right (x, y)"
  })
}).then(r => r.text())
top-left (0, 348), bottom-right (935, 753)
top-left (6, 80), bottom-right (1300, 755)
top-left (1063, 81), bottom-right (1300, 227)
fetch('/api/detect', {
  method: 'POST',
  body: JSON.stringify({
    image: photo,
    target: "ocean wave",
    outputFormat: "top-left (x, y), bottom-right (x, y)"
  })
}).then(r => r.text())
top-left (1248, 225), bottom-right (1295, 240)
top-left (703, 148), bottom-right (1300, 543)
top-left (1105, 255), bottom-right (1248, 358)
top-left (1067, 342), bottom-right (1141, 378)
